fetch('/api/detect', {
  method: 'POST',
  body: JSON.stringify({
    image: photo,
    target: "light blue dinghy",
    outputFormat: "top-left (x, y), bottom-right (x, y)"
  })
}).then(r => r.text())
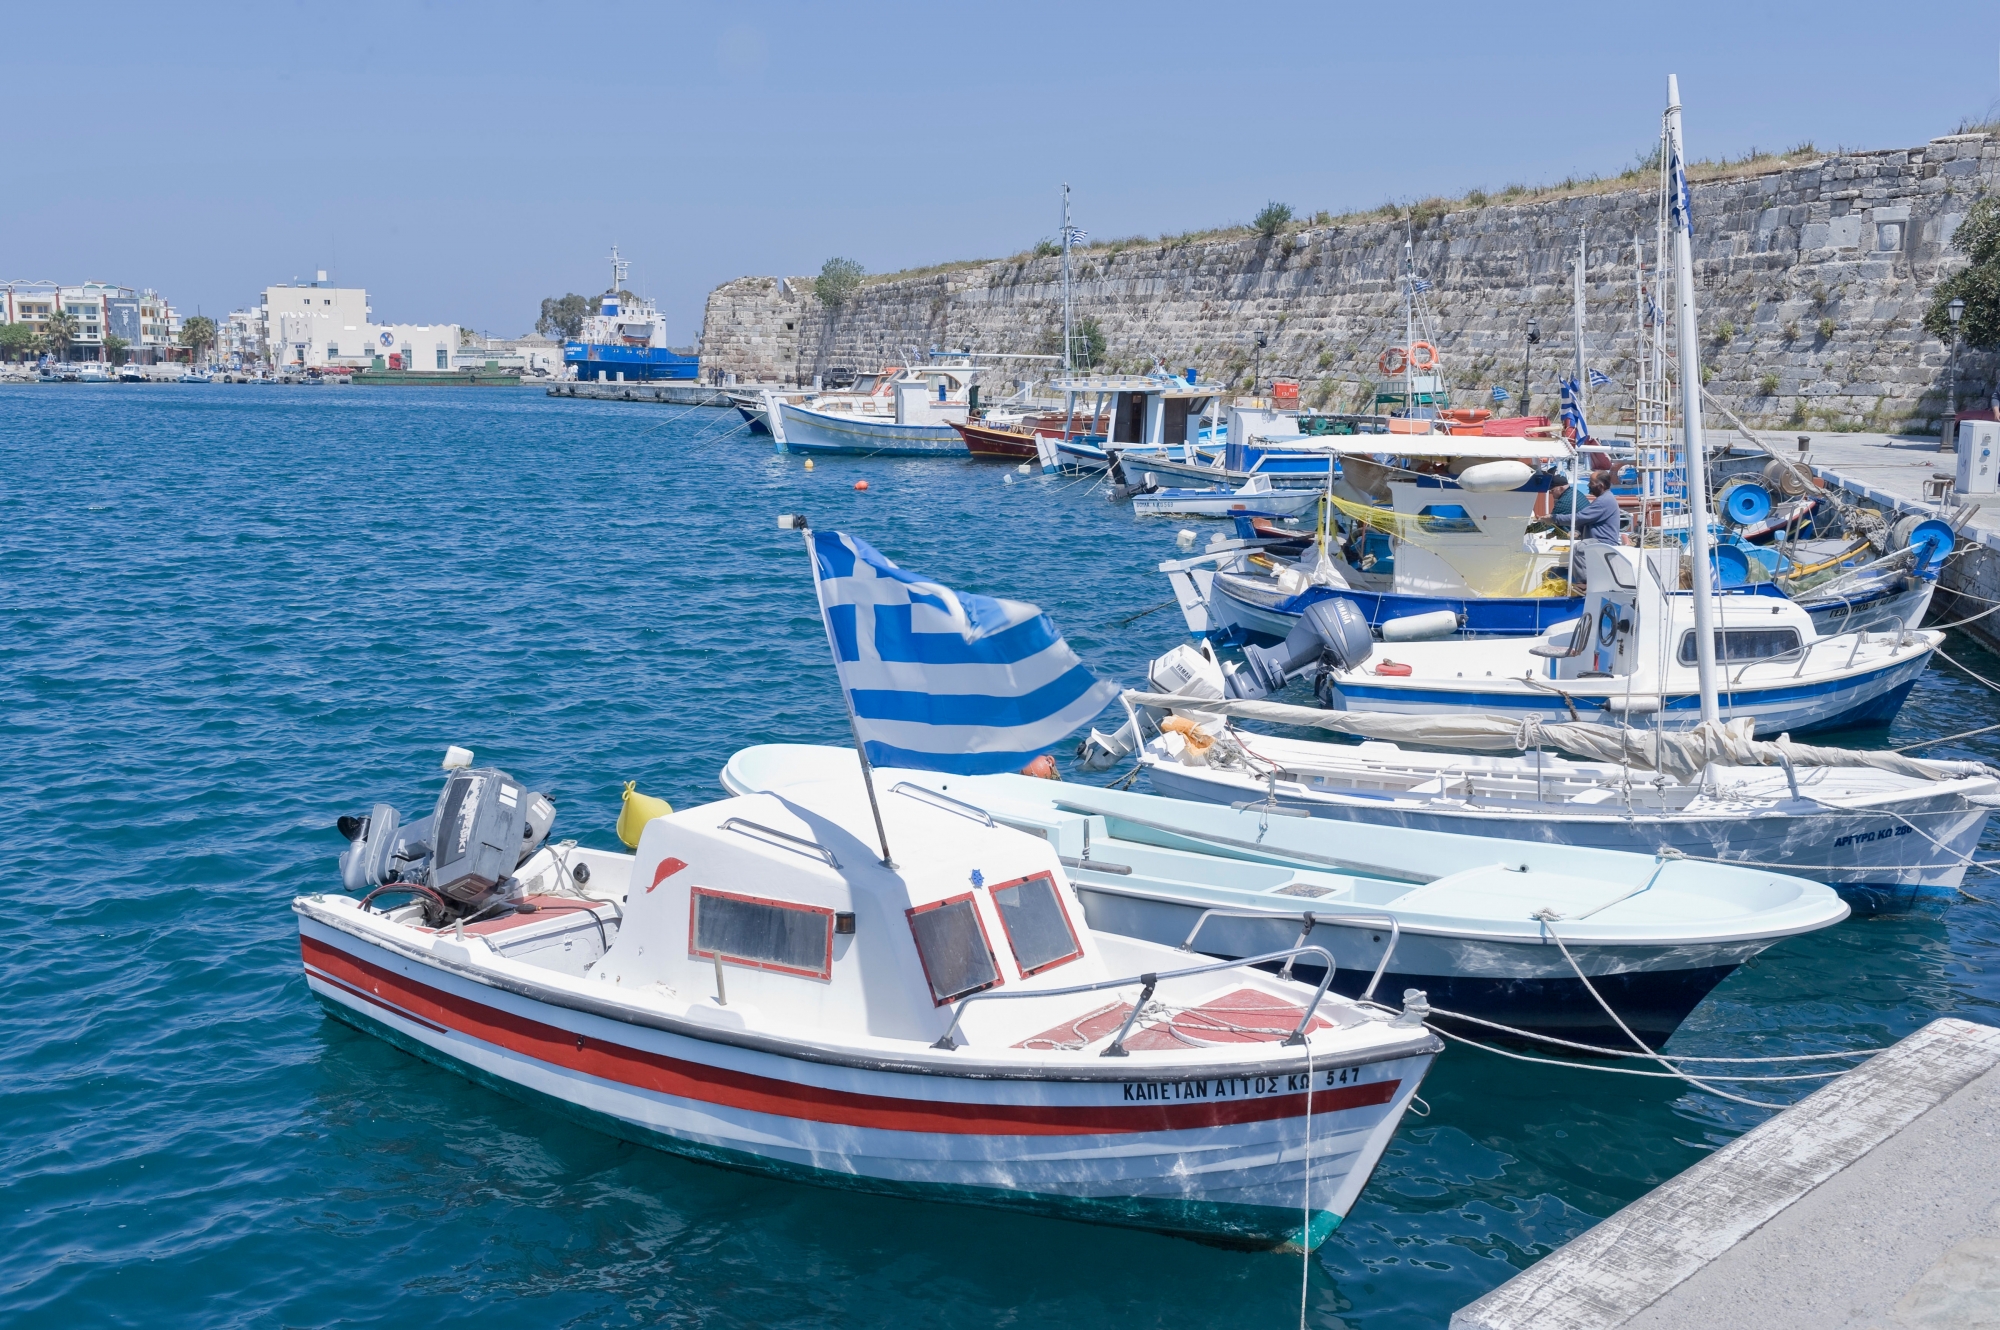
top-left (722, 744), bottom-right (1848, 1047)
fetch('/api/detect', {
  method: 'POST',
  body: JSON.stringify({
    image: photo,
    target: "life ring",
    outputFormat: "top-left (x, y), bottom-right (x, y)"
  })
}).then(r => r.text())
top-left (1378, 346), bottom-right (1408, 376)
top-left (1408, 340), bottom-right (1438, 370)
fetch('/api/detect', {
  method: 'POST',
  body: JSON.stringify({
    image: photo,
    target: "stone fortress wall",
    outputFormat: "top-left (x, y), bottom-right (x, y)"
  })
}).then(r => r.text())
top-left (699, 132), bottom-right (1998, 431)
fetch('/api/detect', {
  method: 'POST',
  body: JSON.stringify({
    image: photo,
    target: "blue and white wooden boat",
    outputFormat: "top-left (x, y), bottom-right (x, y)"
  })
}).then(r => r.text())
top-left (723, 745), bottom-right (1850, 1046)
top-left (1130, 474), bottom-right (1322, 521)
top-left (1311, 544), bottom-right (1936, 736)
top-left (767, 366), bottom-right (981, 457)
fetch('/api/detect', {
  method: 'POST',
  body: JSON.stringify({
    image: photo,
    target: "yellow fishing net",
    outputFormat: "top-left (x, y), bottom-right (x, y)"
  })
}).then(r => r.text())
top-left (1325, 493), bottom-right (1550, 597)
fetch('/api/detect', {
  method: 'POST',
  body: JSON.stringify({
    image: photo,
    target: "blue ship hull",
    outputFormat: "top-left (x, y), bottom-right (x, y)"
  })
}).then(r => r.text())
top-left (565, 342), bottom-right (699, 382)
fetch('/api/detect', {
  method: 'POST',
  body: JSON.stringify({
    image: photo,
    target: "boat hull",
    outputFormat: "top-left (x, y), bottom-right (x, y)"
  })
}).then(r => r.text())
top-left (776, 403), bottom-right (965, 457)
top-left (299, 916), bottom-right (1432, 1250)
top-left (1144, 760), bottom-right (1988, 895)
top-left (1074, 885), bottom-right (1752, 1046)
top-left (951, 420), bottom-right (1040, 460)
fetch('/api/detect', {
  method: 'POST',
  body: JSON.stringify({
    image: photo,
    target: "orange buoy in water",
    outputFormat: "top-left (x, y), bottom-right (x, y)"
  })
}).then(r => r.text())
top-left (854, 480), bottom-right (869, 491)
top-left (1020, 754), bottom-right (1060, 780)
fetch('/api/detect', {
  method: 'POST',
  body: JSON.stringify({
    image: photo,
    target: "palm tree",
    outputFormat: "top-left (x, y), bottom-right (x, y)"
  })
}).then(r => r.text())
top-left (43, 310), bottom-right (79, 362)
top-left (179, 315), bottom-right (217, 365)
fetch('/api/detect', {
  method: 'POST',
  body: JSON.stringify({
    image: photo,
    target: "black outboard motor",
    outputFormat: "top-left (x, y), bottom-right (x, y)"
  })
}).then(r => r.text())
top-left (1226, 597), bottom-right (1374, 700)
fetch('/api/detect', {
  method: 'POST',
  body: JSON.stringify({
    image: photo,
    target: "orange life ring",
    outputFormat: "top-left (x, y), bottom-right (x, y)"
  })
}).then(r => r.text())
top-left (1408, 340), bottom-right (1438, 370)
top-left (1377, 346), bottom-right (1408, 376)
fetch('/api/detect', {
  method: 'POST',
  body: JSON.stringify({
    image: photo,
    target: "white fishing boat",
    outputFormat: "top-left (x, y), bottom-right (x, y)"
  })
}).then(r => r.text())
top-left (1093, 644), bottom-right (1997, 897)
top-left (299, 756), bottom-right (1439, 1250)
top-left (722, 745), bottom-right (1850, 1046)
top-left (766, 364), bottom-right (984, 457)
top-left (1130, 473), bottom-right (1323, 521)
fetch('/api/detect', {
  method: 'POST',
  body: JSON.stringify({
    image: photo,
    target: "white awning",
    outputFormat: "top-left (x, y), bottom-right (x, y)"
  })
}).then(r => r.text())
top-left (1249, 432), bottom-right (1575, 460)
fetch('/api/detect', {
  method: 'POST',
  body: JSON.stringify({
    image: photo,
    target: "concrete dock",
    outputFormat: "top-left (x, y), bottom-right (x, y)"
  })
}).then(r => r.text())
top-left (1785, 429), bottom-right (2000, 652)
top-left (1452, 1018), bottom-right (2000, 1329)
top-left (546, 381), bottom-right (739, 407)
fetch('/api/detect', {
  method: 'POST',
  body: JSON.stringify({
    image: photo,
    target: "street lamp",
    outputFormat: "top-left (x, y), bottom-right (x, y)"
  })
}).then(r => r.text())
top-left (1521, 318), bottom-right (1541, 416)
top-left (1252, 331), bottom-right (1268, 395)
top-left (1944, 296), bottom-right (1966, 452)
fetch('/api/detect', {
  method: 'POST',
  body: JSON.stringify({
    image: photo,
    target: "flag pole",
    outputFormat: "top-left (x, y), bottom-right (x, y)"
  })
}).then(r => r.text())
top-left (785, 514), bottom-right (896, 869)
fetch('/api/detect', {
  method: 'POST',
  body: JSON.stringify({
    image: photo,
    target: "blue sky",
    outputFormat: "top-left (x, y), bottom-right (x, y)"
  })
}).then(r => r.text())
top-left (5, 2), bottom-right (1995, 341)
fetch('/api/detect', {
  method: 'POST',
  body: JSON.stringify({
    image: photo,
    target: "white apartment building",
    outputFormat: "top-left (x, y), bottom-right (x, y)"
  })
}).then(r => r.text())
top-left (260, 273), bottom-right (460, 370)
top-left (3, 281), bottom-right (182, 362)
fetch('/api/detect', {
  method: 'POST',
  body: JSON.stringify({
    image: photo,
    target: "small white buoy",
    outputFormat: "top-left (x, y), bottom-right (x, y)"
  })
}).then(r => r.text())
top-left (1002, 473), bottom-right (1016, 485)
top-left (1017, 462), bottom-right (1031, 475)
top-left (1176, 529), bottom-right (1198, 550)
top-left (803, 458), bottom-right (814, 470)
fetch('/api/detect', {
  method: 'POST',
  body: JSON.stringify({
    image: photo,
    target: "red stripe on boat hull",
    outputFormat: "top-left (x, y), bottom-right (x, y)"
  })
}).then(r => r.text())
top-left (300, 932), bottom-right (1399, 1136)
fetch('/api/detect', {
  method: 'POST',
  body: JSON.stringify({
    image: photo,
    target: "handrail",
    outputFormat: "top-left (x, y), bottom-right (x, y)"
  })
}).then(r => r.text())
top-left (891, 782), bottom-right (994, 827)
top-left (932, 944), bottom-right (1339, 1055)
top-left (718, 817), bottom-right (841, 869)
top-left (1177, 908), bottom-right (1402, 1003)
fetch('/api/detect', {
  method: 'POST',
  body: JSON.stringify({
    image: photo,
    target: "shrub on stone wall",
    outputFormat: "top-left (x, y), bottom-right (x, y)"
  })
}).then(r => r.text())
top-left (1254, 202), bottom-right (1293, 239)
top-left (1923, 197), bottom-right (2000, 351)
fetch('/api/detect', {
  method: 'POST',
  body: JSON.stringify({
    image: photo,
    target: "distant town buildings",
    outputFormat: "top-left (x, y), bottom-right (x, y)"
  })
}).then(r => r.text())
top-left (2, 281), bottom-right (183, 362)
top-left (260, 273), bottom-right (462, 370)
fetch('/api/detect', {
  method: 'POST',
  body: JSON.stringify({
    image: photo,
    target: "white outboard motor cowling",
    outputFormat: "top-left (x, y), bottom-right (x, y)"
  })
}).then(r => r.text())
top-left (1228, 597), bottom-right (1373, 699)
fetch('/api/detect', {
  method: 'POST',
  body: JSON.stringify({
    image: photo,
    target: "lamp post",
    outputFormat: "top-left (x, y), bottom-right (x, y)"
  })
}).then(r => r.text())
top-left (1943, 296), bottom-right (1966, 452)
top-left (1521, 317), bottom-right (1541, 416)
top-left (1252, 330), bottom-right (1267, 396)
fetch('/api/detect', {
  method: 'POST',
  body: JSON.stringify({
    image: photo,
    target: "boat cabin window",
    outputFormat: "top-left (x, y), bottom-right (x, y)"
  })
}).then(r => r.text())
top-left (1675, 627), bottom-right (1802, 666)
top-left (1416, 504), bottom-right (1480, 533)
top-left (989, 871), bottom-right (1083, 977)
top-left (689, 887), bottom-right (835, 980)
top-left (906, 893), bottom-right (1002, 1005)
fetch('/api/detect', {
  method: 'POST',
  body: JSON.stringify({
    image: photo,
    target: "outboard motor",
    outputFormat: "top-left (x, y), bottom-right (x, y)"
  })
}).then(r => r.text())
top-left (335, 749), bottom-right (556, 916)
top-left (429, 767), bottom-right (550, 906)
top-left (1227, 597), bottom-right (1373, 699)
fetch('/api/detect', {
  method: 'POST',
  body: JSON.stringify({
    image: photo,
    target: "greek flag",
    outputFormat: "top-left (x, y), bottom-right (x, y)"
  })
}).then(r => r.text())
top-left (1588, 368), bottom-right (1612, 388)
top-left (1670, 147), bottom-right (1693, 234)
top-left (1560, 377), bottom-right (1594, 445)
top-left (1491, 385), bottom-right (1510, 403)
top-left (809, 531), bottom-right (1119, 774)
top-left (1410, 277), bottom-right (1433, 293)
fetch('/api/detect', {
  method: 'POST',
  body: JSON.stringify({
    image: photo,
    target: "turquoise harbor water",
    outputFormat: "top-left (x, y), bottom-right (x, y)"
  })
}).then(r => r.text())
top-left (6, 385), bottom-right (2000, 1328)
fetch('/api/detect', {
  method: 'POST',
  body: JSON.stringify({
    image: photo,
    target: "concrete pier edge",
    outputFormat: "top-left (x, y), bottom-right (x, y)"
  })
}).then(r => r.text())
top-left (1451, 1017), bottom-right (2000, 1329)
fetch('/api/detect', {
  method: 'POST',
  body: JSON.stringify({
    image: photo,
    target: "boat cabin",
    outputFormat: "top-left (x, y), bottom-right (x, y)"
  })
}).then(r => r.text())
top-left (1053, 375), bottom-right (1220, 449)
top-left (602, 777), bottom-right (1120, 1046)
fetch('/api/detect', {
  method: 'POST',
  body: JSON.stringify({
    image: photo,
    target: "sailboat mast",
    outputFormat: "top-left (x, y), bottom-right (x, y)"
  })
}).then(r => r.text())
top-left (1666, 75), bottom-right (1720, 725)
top-left (1573, 231), bottom-right (1587, 419)
top-left (1403, 233), bottom-right (1414, 414)
top-left (1061, 184), bottom-right (1073, 379)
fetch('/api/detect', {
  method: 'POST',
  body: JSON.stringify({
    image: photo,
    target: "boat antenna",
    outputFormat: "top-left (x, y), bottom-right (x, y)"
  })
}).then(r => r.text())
top-left (1665, 75), bottom-right (1721, 725)
top-left (783, 513), bottom-right (897, 868)
top-left (608, 243), bottom-right (628, 296)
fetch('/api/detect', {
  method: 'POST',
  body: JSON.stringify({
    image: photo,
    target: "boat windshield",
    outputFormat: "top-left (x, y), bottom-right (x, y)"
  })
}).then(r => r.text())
top-left (1675, 627), bottom-right (1802, 666)
top-left (989, 872), bottom-right (1082, 977)
top-left (691, 887), bottom-right (835, 980)
top-left (907, 894), bottom-right (1002, 1005)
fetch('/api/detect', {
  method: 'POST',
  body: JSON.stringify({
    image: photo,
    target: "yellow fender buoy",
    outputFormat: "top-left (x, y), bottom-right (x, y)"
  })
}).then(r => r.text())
top-left (616, 780), bottom-right (673, 849)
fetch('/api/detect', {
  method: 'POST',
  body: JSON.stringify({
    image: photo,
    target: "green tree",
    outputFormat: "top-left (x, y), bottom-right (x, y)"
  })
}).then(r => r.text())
top-left (1924, 197), bottom-right (2000, 352)
top-left (1071, 315), bottom-right (1106, 369)
top-left (179, 314), bottom-right (217, 363)
top-left (814, 257), bottom-right (866, 309)
top-left (536, 293), bottom-right (592, 340)
top-left (103, 333), bottom-right (130, 365)
top-left (0, 322), bottom-right (39, 361)
top-left (1253, 201), bottom-right (1293, 239)
top-left (43, 310), bottom-right (78, 360)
